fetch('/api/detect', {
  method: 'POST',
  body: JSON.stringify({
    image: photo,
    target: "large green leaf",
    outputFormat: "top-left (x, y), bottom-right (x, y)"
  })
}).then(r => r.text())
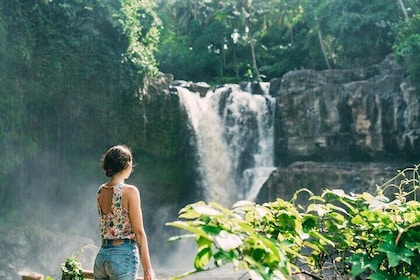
top-left (350, 254), bottom-right (384, 277)
top-left (377, 238), bottom-right (415, 267)
top-left (194, 247), bottom-right (212, 270)
top-left (166, 221), bottom-right (211, 239)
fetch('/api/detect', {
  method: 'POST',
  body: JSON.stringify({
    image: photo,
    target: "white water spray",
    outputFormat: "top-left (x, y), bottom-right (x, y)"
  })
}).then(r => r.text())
top-left (178, 87), bottom-right (236, 204)
top-left (178, 83), bottom-right (276, 206)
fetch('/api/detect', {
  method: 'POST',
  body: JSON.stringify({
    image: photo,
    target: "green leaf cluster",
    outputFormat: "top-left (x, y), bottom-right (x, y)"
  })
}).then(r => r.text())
top-left (61, 256), bottom-right (84, 280)
top-left (394, 14), bottom-right (420, 85)
top-left (167, 165), bottom-right (420, 279)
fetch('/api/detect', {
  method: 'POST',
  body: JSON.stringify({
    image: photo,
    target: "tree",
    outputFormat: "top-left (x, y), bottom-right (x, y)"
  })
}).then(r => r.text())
top-left (118, 0), bottom-right (161, 76)
top-left (158, 0), bottom-right (415, 80)
top-left (394, 0), bottom-right (420, 84)
top-left (157, 0), bottom-right (311, 82)
top-left (314, 0), bottom-right (402, 67)
top-left (395, 14), bottom-right (420, 84)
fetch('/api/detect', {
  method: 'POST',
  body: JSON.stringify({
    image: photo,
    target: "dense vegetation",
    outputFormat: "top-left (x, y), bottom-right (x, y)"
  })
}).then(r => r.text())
top-left (0, 0), bottom-right (187, 229)
top-left (156, 0), bottom-right (420, 83)
top-left (168, 165), bottom-right (420, 280)
top-left (0, 0), bottom-right (419, 260)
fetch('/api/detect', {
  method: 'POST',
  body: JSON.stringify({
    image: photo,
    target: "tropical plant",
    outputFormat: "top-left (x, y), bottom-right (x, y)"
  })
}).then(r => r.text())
top-left (167, 165), bottom-right (420, 279)
top-left (157, 0), bottom-right (417, 82)
top-left (394, 14), bottom-right (420, 84)
top-left (157, 0), bottom-right (308, 82)
top-left (313, 0), bottom-right (402, 68)
top-left (61, 256), bottom-right (84, 280)
top-left (118, 0), bottom-right (161, 76)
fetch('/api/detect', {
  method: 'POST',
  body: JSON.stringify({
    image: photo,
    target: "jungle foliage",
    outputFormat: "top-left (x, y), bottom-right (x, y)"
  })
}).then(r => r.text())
top-left (0, 0), bottom-right (182, 225)
top-left (156, 0), bottom-right (420, 83)
top-left (167, 165), bottom-right (420, 280)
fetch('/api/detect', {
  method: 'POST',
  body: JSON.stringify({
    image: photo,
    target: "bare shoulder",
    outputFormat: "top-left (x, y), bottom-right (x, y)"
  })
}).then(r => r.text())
top-left (123, 184), bottom-right (140, 196)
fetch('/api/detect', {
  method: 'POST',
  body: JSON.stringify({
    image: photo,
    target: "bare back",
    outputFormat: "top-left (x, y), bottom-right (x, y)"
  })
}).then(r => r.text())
top-left (98, 185), bottom-right (130, 214)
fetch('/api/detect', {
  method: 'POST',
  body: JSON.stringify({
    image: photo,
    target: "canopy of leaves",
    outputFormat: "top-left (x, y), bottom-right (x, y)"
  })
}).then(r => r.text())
top-left (156, 0), bottom-right (420, 83)
top-left (394, 13), bottom-right (420, 84)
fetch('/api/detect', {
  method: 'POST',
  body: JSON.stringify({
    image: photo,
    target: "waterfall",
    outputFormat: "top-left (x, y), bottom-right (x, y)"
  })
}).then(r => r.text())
top-left (178, 83), bottom-right (276, 206)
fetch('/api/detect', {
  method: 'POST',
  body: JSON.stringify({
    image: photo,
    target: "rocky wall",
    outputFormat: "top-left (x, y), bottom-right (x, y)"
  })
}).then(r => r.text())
top-left (271, 54), bottom-right (419, 164)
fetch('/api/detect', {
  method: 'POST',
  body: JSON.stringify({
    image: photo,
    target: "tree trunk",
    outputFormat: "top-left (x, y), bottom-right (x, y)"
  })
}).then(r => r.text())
top-left (250, 37), bottom-right (261, 81)
top-left (397, 0), bottom-right (409, 21)
top-left (318, 29), bottom-right (331, 69)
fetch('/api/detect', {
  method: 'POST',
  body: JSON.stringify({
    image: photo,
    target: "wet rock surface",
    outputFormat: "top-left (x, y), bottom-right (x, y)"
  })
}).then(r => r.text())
top-left (271, 54), bottom-right (419, 164)
top-left (256, 161), bottom-right (407, 204)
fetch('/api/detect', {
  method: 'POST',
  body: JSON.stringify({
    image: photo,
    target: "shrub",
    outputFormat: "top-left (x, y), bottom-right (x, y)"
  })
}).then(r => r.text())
top-left (167, 165), bottom-right (420, 280)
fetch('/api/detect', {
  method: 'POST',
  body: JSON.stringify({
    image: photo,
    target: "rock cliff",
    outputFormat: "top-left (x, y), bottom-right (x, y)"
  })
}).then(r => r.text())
top-left (259, 54), bottom-right (419, 203)
top-left (270, 54), bottom-right (419, 164)
top-left (255, 161), bottom-right (409, 204)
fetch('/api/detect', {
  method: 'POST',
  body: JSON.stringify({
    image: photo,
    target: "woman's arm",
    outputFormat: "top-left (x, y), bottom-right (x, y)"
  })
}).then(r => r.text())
top-left (126, 185), bottom-right (156, 280)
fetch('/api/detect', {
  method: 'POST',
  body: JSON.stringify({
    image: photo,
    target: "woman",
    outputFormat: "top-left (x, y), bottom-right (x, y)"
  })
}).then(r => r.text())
top-left (94, 145), bottom-right (156, 280)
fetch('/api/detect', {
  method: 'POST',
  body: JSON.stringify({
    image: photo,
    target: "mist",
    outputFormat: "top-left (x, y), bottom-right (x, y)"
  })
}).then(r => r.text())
top-left (0, 146), bottom-right (191, 279)
top-left (1, 84), bottom-right (278, 279)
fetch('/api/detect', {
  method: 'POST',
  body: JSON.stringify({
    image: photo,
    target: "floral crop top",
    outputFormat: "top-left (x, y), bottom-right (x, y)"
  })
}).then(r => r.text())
top-left (97, 183), bottom-right (135, 240)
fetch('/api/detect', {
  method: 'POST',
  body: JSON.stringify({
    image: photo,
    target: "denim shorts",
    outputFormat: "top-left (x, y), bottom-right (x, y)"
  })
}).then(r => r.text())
top-left (94, 240), bottom-right (139, 280)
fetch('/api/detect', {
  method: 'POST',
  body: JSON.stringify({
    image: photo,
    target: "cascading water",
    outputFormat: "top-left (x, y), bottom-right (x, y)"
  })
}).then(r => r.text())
top-left (177, 83), bottom-right (276, 206)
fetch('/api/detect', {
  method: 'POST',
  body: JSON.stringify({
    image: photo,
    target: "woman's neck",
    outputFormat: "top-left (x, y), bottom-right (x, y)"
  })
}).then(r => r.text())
top-left (106, 174), bottom-right (125, 186)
